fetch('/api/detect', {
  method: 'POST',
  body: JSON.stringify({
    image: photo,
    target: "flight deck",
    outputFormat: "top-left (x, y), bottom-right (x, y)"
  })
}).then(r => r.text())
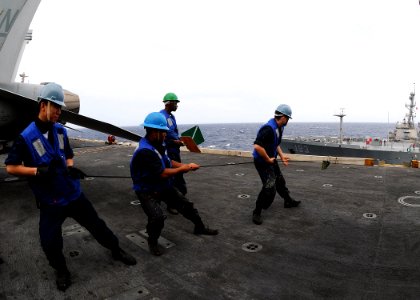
top-left (1, 140), bottom-right (420, 299)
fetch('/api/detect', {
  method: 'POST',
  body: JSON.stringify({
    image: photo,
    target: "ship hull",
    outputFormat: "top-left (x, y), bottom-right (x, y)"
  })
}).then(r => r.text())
top-left (281, 139), bottom-right (420, 165)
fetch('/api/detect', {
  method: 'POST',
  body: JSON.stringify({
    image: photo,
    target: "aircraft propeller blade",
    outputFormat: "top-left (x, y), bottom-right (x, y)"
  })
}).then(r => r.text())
top-left (60, 109), bottom-right (141, 142)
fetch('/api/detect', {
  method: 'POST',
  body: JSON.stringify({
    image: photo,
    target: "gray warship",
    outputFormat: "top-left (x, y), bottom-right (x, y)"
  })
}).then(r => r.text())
top-left (281, 88), bottom-right (420, 165)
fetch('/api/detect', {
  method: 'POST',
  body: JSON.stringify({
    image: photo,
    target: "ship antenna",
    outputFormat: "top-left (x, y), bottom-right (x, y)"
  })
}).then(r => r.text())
top-left (407, 84), bottom-right (416, 128)
top-left (334, 108), bottom-right (346, 145)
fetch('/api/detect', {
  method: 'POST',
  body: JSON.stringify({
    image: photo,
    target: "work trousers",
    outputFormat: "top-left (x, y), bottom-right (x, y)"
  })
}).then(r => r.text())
top-left (254, 159), bottom-right (290, 213)
top-left (135, 187), bottom-right (204, 243)
top-left (39, 193), bottom-right (119, 271)
top-left (167, 150), bottom-right (187, 195)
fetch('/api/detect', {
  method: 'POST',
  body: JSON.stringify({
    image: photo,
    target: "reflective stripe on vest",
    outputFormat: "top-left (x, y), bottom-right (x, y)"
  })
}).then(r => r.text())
top-left (21, 122), bottom-right (81, 206)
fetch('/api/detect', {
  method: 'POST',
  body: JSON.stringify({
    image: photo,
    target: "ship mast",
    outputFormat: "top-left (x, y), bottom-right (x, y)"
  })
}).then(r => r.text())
top-left (334, 108), bottom-right (346, 145)
top-left (406, 83), bottom-right (416, 129)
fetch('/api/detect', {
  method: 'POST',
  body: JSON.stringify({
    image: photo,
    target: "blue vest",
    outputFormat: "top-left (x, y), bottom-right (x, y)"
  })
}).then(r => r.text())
top-left (160, 109), bottom-right (180, 155)
top-left (130, 137), bottom-right (172, 193)
top-left (22, 122), bottom-right (81, 206)
top-left (253, 118), bottom-right (284, 161)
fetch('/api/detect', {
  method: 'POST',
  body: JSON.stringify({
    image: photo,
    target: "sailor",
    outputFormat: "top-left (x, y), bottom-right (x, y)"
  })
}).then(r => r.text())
top-left (160, 92), bottom-right (186, 215)
top-left (4, 83), bottom-right (136, 292)
top-left (252, 104), bottom-right (301, 225)
top-left (130, 112), bottom-right (218, 256)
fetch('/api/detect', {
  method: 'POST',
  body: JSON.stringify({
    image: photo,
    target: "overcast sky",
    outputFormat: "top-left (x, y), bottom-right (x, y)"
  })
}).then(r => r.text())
top-left (16, 0), bottom-right (420, 126)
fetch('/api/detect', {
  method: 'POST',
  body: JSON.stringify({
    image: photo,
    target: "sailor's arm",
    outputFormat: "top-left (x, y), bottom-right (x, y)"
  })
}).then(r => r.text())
top-left (6, 164), bottom-right (38, 176)
top-left (277, 146), bottom-right (289, 166)
top-left (5, 136), bottom-right (38, 176)
top-left (160, 161), bottom-right (199, 178)
top-left (254, 144), bottom-right (276, 164)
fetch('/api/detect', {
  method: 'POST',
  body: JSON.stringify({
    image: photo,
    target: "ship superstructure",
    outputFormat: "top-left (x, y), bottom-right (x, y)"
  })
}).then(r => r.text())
top-left (388, 86), bottom-right (418, 142)
top-left (281, 87), bottom-right (420, 165)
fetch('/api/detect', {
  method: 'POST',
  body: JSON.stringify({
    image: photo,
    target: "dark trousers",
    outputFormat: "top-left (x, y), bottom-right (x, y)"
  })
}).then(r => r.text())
top-left (254, 159), bottom-right (290, 213)
top-left (39, 193), bottom-right (119, 271)
top-left (168, 150), bottom-right (187, 195)
top-left (135, 187), bottom-right (204, 243)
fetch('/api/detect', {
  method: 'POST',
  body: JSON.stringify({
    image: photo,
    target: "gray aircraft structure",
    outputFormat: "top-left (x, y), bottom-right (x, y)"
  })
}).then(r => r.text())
top-left (0, 0), bottom-right (140, 153)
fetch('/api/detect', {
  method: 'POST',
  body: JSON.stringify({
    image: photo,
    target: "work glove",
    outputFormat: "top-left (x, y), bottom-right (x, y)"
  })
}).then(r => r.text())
top-left (36, 165), bottom-right (51, 177)
top-left (67, 166), bottom-right (87, 179)
top-left (35, 165), bottom-right (55, 185)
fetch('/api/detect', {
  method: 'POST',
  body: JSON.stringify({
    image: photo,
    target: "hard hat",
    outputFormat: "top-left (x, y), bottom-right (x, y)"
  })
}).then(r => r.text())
top-left (38, 83), bottom-right (66, 107)
top-left (275, 104), bottom-right (292, 119)
top-left (143, 112), bottom-right (169, 131)
top-left (163, 92), bottom-right (180, 102)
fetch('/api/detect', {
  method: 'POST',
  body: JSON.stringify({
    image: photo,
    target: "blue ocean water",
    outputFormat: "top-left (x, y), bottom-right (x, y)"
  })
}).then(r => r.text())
top-left (68, 122), bottom-right (394, 152)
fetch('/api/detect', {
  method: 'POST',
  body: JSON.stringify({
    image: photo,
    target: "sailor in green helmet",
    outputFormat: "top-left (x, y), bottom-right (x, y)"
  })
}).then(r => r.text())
top-left (160, 92), bottom-right (187, 215)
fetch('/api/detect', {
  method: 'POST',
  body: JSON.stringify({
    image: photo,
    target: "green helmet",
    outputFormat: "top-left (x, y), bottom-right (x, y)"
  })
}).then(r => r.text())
top-left (163, 92), bottom-right (180, 102)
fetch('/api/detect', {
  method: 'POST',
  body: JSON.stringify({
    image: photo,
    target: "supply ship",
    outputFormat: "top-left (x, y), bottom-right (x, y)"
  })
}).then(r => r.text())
top-left (281, 88), bottom-right (420, 165)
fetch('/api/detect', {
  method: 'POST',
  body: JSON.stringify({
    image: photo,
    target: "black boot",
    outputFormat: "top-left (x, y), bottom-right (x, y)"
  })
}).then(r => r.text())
top-left (112, 248), bottom-right (137, 265)
top-left (148, 240), bottom-right (164, 256)
top-left (252, 211), bottom-right (263, 225)
top-left (56, 268), bottom-right (72, 292)
top-left (194, 225), bottom-right (218, 235)
top-left (284, 196), bottom-right (301, 208)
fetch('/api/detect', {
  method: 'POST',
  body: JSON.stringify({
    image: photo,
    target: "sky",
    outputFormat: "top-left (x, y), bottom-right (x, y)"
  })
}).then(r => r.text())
top-left (16, 0), bottom-right (420, 126)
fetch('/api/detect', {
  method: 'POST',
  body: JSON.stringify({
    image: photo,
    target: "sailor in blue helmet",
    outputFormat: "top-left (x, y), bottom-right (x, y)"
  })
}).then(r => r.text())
top-left (252, 104), bottom-right (301, 225)
top-left (5, 83), bottom-right (136, 292)
top-left (160, 92), bottom-right (186, 215)
top-left (130, 112), bottom-right (218, 256)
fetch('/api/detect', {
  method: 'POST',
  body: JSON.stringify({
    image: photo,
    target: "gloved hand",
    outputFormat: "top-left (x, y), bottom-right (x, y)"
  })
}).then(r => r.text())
top-left (67, 166), bottom-right (87, 179)
top-left (36, 165), bottom-right (51, 177)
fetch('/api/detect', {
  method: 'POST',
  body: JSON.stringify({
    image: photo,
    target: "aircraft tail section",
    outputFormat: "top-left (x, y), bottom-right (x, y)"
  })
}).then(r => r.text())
top-left (0, 0), bottom-right (41, 83)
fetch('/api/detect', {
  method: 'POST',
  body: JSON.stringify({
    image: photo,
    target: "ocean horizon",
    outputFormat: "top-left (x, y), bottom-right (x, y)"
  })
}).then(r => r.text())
top-left (68, 122), bottom-right (398, 152)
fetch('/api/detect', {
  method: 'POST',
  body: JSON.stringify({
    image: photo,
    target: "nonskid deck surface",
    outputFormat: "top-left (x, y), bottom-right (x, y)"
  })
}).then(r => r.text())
top-left (1, 140), bottom-right (420, 299)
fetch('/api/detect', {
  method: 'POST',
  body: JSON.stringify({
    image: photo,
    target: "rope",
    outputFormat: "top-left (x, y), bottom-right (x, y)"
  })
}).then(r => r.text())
top-left (1, 159), bottom-right (299, 183)
top-left (82, 161), bottom-right (257, 178)
top-left (200, 161), bottom-right (254, 168)
top-left (85, 174), bottom-right (131, 179)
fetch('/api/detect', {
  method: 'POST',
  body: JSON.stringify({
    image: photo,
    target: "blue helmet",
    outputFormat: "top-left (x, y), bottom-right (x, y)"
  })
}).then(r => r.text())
top-left (275, 104), bottom-right (292, 119)
top-left (143, 112), bottom-right (169, 131)
top-left (38, 82), bottom-right (66, 107)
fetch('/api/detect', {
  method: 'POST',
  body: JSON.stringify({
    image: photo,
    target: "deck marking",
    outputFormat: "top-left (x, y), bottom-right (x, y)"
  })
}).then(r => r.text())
top-left (363, 213), bottom-right (377, 219)
top-left (126, 231), bottom-right (175, 251)
top-left (68, 250), bottom-right (82, 259)
top-left (139, 229), bottom-right (175, 249)
top-left (398, 196), bottom-right (420, 207)
top-left (242, 242), bottom-right (263, 253)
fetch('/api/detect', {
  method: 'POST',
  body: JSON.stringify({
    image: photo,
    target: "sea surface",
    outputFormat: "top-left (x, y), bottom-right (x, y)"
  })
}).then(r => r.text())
top-left (68, 122), bottom-right (395, 152)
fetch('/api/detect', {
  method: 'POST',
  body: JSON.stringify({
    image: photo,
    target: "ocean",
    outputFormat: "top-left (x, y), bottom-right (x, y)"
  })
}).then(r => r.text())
top-left (67, 122), bottom-right (395, 152)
